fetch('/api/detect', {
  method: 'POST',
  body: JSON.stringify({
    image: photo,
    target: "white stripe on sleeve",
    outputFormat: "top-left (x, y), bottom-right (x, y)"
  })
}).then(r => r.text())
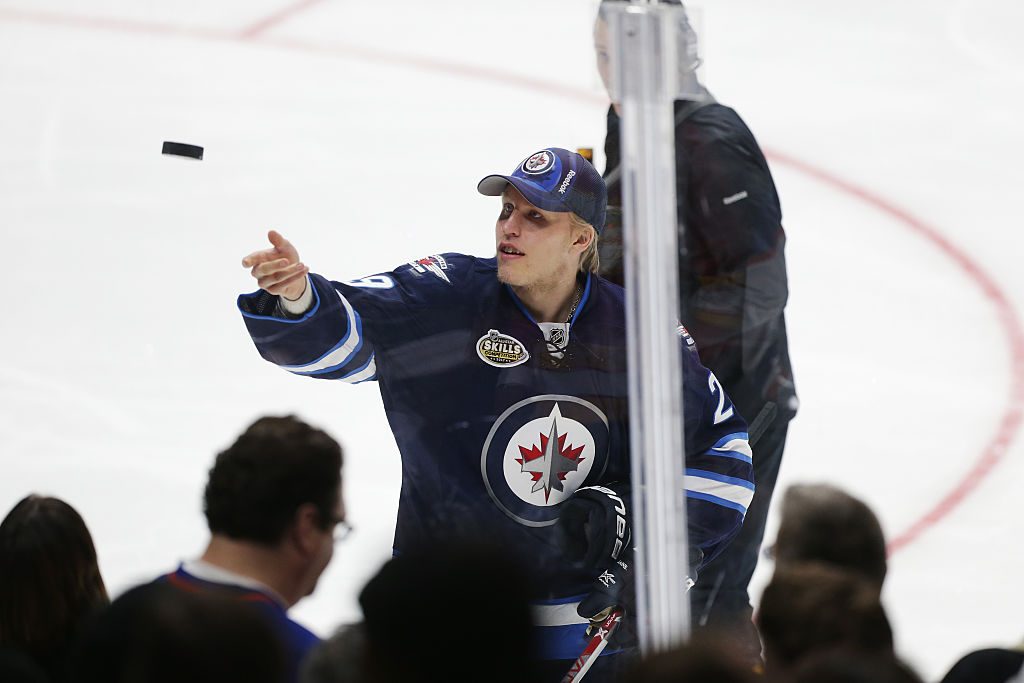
top-left (685, 474), bottom-right (755, 512)
top-left (281, 290), bottom-right (362, 374)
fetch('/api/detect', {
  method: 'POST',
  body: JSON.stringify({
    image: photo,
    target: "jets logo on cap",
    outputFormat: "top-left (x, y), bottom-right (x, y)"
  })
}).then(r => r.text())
top-left (521, 150), bottom-right (554, 175)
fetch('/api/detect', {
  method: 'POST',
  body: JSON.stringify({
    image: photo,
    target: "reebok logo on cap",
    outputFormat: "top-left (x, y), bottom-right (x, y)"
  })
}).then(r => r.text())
top-left (558, 170), bottom-right (576, 195)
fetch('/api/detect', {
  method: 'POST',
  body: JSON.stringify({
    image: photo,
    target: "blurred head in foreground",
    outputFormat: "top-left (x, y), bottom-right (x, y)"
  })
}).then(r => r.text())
top-left (771, 483), bottom-right (887, 588)
top-left (0, 495), bottom-right (109, 677)
top-left (757, 562), bottom-right (894, 676)
top-left (71, 582), bottom-right (286, 683)
top-left (623, 636), bottom-right (758, 683)
top-left (359, 543), bottom-right (537, 683)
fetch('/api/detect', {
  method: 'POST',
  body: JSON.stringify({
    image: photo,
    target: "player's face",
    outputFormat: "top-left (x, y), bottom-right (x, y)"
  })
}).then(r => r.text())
top-left (495, 187), bottom-right (581, 291)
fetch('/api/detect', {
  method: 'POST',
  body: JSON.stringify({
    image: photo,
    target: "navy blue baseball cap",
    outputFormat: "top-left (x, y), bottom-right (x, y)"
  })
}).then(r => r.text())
top-left (477, 148), bottom-right (608, 234)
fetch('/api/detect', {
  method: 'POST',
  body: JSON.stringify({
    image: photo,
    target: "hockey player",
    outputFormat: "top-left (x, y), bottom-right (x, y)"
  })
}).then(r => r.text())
top-left (238, 147), bottom-right (754, 680)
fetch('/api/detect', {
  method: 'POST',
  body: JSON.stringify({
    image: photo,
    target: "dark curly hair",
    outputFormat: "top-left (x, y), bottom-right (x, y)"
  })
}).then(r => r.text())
top-left (204, 415), bottom-right (343, 545)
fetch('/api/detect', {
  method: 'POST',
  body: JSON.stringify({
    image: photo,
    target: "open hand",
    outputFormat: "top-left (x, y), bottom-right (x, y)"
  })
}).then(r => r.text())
top-left (241, 230), bottom-right (310, 300)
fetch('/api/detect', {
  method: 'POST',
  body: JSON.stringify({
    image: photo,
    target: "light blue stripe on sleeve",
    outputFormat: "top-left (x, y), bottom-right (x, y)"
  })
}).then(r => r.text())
top-left (706, 433), bottom-right (753, 464)
top-left (237, 279), bottom-right (323, 324)
top-left (712, 432), bottom-right (749, 449)
top-left (685, 468), bottom-right (755, 491)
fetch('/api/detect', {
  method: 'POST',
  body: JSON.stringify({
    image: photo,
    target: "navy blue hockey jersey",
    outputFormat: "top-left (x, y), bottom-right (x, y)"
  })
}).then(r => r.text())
top-left (238, 254), bottom-right (753, 658)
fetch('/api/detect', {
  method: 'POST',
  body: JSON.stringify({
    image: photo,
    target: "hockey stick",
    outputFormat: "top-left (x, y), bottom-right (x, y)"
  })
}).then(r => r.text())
top-left (746, 401), bottom-right (777, 448)
top-left (561, 607), bottom-right (625, 683)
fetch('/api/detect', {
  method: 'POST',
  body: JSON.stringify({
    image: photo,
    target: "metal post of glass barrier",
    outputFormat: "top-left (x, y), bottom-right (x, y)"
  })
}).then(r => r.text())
top-left (601, 0), bottom-right (701, 654)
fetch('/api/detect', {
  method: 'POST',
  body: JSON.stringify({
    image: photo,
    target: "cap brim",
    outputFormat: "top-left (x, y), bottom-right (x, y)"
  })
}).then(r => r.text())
top-left (476, 175), bottom-right (573, 214)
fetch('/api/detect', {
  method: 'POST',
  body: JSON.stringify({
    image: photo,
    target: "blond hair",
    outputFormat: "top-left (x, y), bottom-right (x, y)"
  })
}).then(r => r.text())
top-left (569, 213), bottom-right (600, 274)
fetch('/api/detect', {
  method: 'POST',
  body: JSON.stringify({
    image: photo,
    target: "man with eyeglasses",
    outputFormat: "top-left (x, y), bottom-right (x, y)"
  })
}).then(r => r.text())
top-left (157, 415), bottom-right (348, 683)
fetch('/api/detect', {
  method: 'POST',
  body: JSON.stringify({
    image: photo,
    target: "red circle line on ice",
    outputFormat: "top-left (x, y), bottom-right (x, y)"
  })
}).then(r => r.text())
top-left (3, 3), bottom-right (1021, 555)
top-left (763, 150), bottom-right (1024, 555)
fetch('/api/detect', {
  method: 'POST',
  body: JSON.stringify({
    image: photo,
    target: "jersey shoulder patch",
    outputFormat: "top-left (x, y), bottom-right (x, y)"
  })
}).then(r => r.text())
top-left (677, 323), bottom-right (698, 353)
top-left (405, 254), bottom-right (451, 284)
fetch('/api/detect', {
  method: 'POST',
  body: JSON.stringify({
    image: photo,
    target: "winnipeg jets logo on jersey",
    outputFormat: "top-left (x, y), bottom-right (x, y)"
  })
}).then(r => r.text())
top-left (406, 255), bottom-right (450, 284)
top-left (513, 404), bottom-right (587, 503)
top-left (521, 150), bottom-right (554, 175)
top-left (481, 395), bottom-right (609, 527)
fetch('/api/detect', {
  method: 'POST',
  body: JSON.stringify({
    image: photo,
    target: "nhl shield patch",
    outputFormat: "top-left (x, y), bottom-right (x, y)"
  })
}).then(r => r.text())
top-left (477, 329), bottom-right (530, 368)
top-left (481, 395), bottom-right (610, 527)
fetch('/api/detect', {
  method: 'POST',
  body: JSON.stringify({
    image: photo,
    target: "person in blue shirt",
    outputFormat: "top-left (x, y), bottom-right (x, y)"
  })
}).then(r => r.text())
top-left (238, 148), bottom-right (753, 680)
top-left (158, 415), bottom-right (348, 683)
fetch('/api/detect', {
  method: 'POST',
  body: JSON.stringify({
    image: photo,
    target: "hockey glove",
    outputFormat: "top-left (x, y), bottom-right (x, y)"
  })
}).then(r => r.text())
top-left (558, 484), bottom-right (705, 628)
top-left (557, 482), bottom-right (635, 630)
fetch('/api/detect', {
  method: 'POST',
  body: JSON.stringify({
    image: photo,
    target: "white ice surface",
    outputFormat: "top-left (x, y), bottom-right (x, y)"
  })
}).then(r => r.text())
top-left (1, 1), bottom-right (1022, 679)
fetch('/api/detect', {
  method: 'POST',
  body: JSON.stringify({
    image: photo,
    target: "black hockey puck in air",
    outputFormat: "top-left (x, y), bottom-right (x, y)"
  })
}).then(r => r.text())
top-left (161, 141), bottom-right (204, 160)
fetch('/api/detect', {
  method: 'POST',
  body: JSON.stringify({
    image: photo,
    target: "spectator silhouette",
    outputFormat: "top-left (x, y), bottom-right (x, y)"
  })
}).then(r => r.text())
top-left (940, 643), bottom-right (1024, 683)
top-left (70, 582), bottom-right (286, 683)
top-left (156, 415), bottom-right (348, 683)
top-left (791, 650), bottom-right (923, 683)
top-left (359, 543), bottom-right (537, 683)
top-left (0, 648), bottom-right (49, 683)
top-left (0, 495), bottom-right (109, 681)
top-left (757, 562), bottom-right (893, 678)
top-left (301, 623), bottom-right (372, 683)
top-left (622, 636), bottom-right (757, 683)
top-left (770, 483), bottom-right (887, 588)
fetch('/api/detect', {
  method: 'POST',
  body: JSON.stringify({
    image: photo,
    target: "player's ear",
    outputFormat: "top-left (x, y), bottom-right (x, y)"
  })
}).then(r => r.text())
top-left (572, 225), bottom-right (595, 249)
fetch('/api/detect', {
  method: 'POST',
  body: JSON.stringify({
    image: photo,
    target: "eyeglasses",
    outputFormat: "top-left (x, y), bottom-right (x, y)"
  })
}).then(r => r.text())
top-left (333, 520), bottom-right (355, 544)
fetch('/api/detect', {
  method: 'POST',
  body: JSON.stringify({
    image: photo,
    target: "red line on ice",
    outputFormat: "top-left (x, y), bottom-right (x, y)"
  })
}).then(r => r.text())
top-left (763, 150), bottom-right (1024, 555)
top-left (238, 0), bottom-right (327, 39)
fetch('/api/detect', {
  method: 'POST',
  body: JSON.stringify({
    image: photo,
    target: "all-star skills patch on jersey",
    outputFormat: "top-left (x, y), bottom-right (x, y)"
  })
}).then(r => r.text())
top-left (238, 253), bottom-right (754, 659)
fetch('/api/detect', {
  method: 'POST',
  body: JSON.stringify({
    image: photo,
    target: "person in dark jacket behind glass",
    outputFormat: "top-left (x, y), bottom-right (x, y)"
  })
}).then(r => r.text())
top-left (593, 0), bottom-right (798, 663)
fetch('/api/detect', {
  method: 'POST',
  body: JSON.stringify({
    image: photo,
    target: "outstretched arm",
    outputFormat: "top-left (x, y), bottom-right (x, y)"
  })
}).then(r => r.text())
top-left (237, 230), bottom-right (377, 384)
